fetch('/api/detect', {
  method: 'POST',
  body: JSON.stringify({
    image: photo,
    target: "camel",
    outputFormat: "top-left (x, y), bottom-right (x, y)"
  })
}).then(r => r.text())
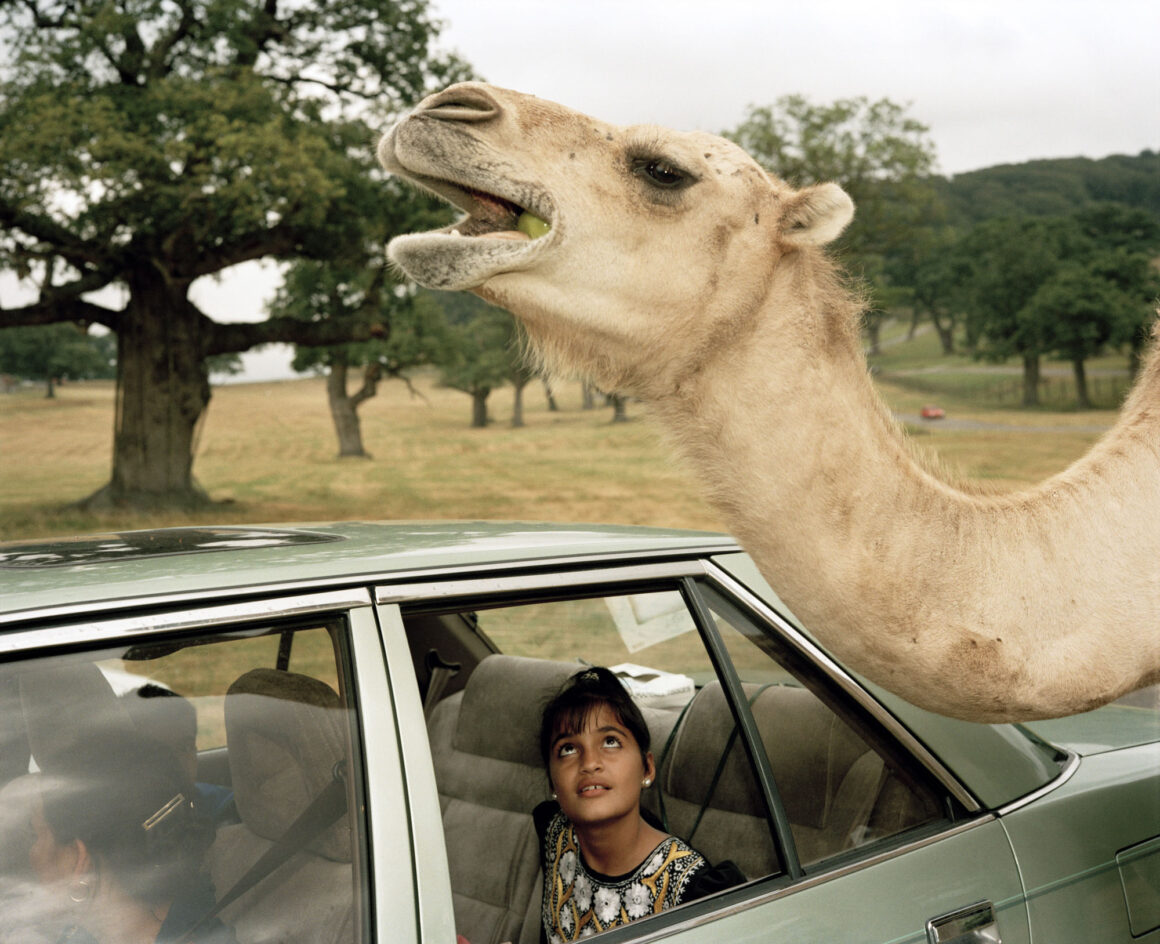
top-left (378, 82), bottom-right (1160, 723)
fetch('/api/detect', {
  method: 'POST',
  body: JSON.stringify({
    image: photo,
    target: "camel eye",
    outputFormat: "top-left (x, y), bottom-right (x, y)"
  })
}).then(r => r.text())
top-left (632, 158), bottom-right (690, 190)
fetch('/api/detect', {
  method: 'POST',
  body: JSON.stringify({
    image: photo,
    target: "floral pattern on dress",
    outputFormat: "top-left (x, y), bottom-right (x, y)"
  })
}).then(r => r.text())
top-left (540, 809), bottom-right (706, 942)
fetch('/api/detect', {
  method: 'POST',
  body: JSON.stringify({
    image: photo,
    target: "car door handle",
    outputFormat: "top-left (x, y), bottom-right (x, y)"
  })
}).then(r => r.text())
top-left (926, 900), bottom-right (1001, 944)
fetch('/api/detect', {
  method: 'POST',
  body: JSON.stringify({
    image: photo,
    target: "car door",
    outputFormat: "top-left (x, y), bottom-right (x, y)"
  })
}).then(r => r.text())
top-left (0, 589), bottom-right (416, 944)
top-left (374, 560), bottom-right (1033, 944)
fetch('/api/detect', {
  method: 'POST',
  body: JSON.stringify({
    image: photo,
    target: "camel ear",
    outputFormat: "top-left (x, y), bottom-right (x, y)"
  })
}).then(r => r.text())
top-left (780, 183), bottom-right (854, 247)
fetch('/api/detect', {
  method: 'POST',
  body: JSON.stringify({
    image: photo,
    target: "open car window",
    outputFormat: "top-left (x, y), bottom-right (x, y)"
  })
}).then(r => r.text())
top-left (403, 576), bottom-right (957, 944)
top-left (0, 619), bottom-right (368, 944)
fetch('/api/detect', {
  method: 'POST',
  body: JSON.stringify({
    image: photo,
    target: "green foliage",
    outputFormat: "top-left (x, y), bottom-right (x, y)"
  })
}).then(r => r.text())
top-left (423, 291), bottom-right (518, 392)
top-left (272, 259), bottom-right (446, 377)
top-left (0, 323), bottom-right (114, 386)
top-left (956, 217), bottom-right (1079, 362)
top-left (723, 94), bottom-right (944, 307)
top-left (936, 152), bottom-right (1160, 225)
top-left (0, 0), bottom-right (470, 503)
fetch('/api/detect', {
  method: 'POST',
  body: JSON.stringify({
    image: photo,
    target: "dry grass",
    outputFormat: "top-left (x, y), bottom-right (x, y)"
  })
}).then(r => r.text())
top-left (0, 370), bottom-right (1115, 541)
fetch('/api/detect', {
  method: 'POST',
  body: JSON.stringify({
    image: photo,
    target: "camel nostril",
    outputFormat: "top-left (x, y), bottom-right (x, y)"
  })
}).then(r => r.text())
top-left (418, 84), bottom-right (500, 123)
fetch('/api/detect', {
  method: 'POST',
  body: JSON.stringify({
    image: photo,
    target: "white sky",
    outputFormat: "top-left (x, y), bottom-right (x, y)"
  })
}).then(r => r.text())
top-left (431, 0), bottom-right (1159, 176)
top-left (4, 0), bottom-right (1158, 382)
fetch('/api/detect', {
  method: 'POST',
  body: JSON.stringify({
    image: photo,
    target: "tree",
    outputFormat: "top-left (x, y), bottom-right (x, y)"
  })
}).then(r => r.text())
top-left (0, 0), bottom-right (467, 508)
top-left (1026, 262), bottom-right (1138, 408)
top-left (723, 94), bottom-right (943, 304)
top-left (0, 322), bottom-right (113, 396)
top-left (895, 227), bottom-right (970, 355)
top-left (422, 291), bottom-right (522, 428)
top-left (274, 258), bottom-right (446, 457)
top-left (956, 217), bottom-right (1083, 405)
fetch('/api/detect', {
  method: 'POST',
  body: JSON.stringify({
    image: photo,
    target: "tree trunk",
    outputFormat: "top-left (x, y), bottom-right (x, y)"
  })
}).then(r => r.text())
top-left (471, 388), bottom-right (490, 428)
top-left (511, 379), bottom-right (526, 427)
top-left (1021, 354), bottom-right (1041, 407)
top-left (930, 311), bottom-right (955, 355)
top-left (610, 394), bottom-right (628, 423)
top-left (542, 378), bottom-right (559, 412)
top-left (581, 382), bottom-right (596, 410)
top-left (327, 360), bottom-right (379, 458)
top-left (44, 377), bottom-right (55, 399)
top-left (1072, 358), bottom-right (1091, 410)
top-left (83, 270), bottom-right (211, 509)
top-left (865, 319), bottom-right (881, 357)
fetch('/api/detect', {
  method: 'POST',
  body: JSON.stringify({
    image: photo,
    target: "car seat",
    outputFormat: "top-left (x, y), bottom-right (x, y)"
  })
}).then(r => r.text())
top-left (426, 654), bottom-right (579, 944)
top-left (654, 681), bottom-right (889, 876)
top-left (207, 668), bottom-right (354, 944)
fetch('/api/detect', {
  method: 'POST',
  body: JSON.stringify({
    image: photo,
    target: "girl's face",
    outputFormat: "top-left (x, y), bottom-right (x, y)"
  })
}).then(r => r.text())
top-left (548, 704), bottom-right (655, 830)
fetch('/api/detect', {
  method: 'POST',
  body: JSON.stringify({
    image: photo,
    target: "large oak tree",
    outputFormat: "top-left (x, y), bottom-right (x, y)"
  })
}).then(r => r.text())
top-left (0, 0), bottom-right (465, 507)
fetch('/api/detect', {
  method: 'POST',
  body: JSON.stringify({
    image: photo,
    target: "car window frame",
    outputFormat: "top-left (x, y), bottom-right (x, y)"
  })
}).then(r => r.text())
top-left (377, 557), bottom-right (987, 938)
top-left (0, 588), bottom-right (411, 944)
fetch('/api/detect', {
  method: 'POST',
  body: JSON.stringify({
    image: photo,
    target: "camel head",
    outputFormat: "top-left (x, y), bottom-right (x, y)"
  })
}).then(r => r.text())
top-left (379, 83), bottom-right (854, 394)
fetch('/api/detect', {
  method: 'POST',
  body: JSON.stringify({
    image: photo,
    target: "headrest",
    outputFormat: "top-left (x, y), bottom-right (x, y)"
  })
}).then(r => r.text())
top-left (452, 655), bottom-right (581, 766)
top-left (18, 663), bottom-right (135, 772)
top-left (660, 682), bottom-right (766, 818)
top-left (225, 668), bottom-right (350, 862)
top-left (661, 682), bottom-right (870, 830)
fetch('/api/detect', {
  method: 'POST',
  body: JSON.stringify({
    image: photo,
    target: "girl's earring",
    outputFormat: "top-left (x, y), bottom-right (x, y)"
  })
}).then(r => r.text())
top-left (68, 879), bottom-right (92, 903)
top-left (551, 792), bottom-right (558, 800)
top-left (642, 778), bottom-right (651, 787)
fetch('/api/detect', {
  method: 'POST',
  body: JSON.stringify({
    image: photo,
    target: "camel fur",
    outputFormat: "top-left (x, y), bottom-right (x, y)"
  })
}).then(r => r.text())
top-left (378, 82), bottom-right (1160, 722)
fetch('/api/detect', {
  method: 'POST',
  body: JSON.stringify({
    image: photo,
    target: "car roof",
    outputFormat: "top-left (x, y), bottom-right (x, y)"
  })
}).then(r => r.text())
top-left (0, 520), bottom-right (736, 625)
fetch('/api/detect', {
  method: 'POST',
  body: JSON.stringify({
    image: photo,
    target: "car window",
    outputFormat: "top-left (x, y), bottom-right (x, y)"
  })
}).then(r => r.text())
top-left (404, 576), bottom-right (961, 944)
top-left (0, 619), bottom-right (368, 944)
top-left (695, 581), bottom-right (950, 868)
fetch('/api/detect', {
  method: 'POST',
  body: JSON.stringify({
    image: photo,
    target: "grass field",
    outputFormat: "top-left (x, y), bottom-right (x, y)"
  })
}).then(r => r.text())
top-left (0, 325), bottom-right (1124, 541)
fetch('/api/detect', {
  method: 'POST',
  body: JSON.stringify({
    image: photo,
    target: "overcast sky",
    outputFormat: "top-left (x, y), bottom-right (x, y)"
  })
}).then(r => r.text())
top-left (430, 0), bottom-right (1159, 176)
top-left (6, 0), bottom-right (1158, 381)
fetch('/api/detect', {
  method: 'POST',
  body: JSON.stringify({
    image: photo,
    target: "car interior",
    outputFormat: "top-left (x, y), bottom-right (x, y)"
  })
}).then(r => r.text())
top-left (0, 582), bottom-right (947, 944)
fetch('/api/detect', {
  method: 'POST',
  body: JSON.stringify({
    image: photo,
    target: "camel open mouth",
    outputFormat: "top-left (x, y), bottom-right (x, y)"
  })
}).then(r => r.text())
top-left (379, 110), bottom-right (555, 289)
top-left (396, 167), bottom-right (554, 245)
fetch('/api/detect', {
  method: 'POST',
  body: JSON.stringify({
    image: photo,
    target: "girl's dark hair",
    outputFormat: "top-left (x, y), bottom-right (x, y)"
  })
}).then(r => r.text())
top-left (39, 729), bottom-right (210, 908)
top-left (539, 666), bottom-right (650, 767)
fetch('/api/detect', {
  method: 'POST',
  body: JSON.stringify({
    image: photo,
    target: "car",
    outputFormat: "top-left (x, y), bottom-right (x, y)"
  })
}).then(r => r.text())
top-left (920, 405), bottom-right (946, 420)
top-left (1, 521), bottom-right (1157, 944)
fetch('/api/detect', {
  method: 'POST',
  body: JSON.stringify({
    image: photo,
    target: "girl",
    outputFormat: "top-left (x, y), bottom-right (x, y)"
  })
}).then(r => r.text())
top-left (534, 667), bottom-right (741, 942)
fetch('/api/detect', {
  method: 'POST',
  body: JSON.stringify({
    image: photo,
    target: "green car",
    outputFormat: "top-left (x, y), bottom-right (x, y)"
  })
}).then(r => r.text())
top-left (1, 522), bottom-right (1157, 944)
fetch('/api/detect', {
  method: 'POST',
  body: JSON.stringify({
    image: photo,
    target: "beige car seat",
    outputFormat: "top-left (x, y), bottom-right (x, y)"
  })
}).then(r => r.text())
top-left (655, 681), bottom-right (890, 877)
top-left (208, 668), bottom-right (355, 944)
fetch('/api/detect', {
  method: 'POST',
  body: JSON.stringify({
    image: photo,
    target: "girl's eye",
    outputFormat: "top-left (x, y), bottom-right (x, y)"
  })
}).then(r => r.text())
top-left (632, 158), bottom-right (690, 189)
top-left (557, 743), bottom-right (576, 758)
top-left (602, 735), bottom-right (622, 749)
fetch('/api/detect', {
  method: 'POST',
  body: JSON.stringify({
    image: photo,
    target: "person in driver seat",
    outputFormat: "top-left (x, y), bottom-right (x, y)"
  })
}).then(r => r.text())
top-left (534, 667), bottom-right (743, 942)
top-left (28, 731), bottom-right (235, 944)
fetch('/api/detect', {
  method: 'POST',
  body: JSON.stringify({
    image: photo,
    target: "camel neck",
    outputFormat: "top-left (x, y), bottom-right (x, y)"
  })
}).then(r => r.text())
top-left (651, 265), bottom-right (1160, 720)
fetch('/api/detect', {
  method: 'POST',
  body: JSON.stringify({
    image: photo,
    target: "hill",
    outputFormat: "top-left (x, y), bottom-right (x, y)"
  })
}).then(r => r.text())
top-left (935, 150), bottom-right (1160, 224)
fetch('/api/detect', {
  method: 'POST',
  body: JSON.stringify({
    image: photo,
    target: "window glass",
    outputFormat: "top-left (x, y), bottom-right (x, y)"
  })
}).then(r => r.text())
top-left (0, 620), bottom-right (366, 944)
top-left (407, 587), bottom-right (777, 944)
top-left (698, 584), bottom-right (948, 867)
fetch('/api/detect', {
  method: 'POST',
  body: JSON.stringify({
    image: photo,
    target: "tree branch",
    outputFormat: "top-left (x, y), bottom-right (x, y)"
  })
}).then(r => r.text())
top-left (0, 200), bottom-right (110, 270)
top-left (0, 298), bottom-right (120, 330)
top-left (204, 314), bottom-right (386, 356)
top-left (178, 226), bottom-right (303, 280)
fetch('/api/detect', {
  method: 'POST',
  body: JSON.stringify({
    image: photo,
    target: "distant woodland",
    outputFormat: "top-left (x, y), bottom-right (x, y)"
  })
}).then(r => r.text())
top-left (935, 151), bottom-right (1160, 223)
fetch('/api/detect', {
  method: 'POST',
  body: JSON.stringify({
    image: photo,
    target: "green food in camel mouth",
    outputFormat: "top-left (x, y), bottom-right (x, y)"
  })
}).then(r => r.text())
top-left (517, 210), bottom-right (551, 239)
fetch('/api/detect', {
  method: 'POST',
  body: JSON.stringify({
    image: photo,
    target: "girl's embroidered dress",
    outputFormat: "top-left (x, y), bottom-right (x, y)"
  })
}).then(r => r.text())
top-left (535, 802), bottom-right (739, 943)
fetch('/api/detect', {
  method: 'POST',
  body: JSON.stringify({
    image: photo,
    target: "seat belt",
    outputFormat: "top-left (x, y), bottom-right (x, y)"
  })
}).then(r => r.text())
top-left (423, 649), bottom-right (461, 720)
top-left (177, 761), bottom-right (348, 942)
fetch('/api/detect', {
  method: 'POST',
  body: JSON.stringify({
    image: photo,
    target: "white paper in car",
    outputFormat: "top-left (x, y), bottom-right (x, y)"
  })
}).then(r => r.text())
top-left (609, 662), bottom-right (695, 709)
top-left (604, 593), bottom-right (696, 653)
